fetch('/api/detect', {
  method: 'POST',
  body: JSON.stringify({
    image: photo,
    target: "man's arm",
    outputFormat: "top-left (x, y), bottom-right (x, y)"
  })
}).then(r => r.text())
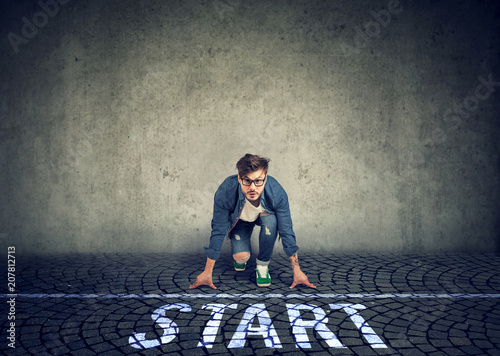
top-left (192, 177), bottom-right (237, 289)
top-left (289, 253), bottom-right (316, 289)
top-left (269, 184), bottom-right (316, 289)
top-left (189, 257), bottom-right (217, 290)
top-left (204, 199), bottom-right (231, 260)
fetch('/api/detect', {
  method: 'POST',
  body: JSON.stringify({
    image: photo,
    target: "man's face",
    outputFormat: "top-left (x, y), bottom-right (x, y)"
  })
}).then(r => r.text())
top-left (238, 169), bottom-right (267, 206)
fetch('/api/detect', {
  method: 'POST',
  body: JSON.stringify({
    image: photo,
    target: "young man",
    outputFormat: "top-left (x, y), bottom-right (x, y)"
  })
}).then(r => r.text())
top-left (189, 154), bottom-right (316, 289)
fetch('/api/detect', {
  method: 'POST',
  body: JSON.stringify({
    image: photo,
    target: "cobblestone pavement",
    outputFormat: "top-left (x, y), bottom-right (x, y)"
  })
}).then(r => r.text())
top-left (1, 252), bottom-right (500, 355)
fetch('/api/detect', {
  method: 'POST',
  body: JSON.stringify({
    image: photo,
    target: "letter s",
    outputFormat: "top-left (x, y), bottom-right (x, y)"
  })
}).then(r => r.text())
top-left (129, 303), bottom-right (191, 349)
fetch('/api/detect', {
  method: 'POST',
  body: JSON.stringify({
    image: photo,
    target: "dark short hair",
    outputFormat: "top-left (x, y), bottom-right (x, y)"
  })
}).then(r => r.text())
top-left (236, 154), bottom-right (270, 177)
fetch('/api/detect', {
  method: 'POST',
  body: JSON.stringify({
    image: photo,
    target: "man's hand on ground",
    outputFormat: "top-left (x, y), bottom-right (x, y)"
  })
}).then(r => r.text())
top-left (289, 269), bottom-right (317, 289)
top-left (189, 270), bottom-right (217, 290)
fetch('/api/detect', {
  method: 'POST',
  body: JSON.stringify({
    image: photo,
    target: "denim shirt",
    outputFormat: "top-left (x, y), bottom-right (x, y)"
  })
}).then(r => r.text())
top-left (204, 174), bottom-right (299, 260)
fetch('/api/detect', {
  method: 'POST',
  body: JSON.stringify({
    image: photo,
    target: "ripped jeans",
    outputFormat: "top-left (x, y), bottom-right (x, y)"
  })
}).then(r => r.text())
top-left (230, 213), bottom-right (278, 266)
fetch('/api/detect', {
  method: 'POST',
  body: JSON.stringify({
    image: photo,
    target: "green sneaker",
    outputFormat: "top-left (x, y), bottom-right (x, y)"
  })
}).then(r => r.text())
top-left (234, 262), bottom-right (246, 271)
top-left (256, 267), bottom-right (271, 287)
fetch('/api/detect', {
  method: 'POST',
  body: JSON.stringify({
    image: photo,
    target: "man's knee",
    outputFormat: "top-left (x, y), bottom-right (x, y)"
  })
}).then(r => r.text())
top-left (233, 252), bottom-right (250, 264)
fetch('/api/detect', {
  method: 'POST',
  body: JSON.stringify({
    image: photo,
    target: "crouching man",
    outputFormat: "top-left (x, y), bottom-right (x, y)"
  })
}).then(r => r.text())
top-left (190, 154), bottom-right (316, 289)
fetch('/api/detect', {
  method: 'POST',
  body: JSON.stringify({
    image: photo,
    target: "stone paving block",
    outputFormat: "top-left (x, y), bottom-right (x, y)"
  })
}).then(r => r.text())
top-left (431, 339), bottom-right (455, 348)
top-left (50, 345), bottom-right (72, 355)
top-left (343, 337), bottom-right (365, 346)
top-left (349, 345), bottom-right (379, 355)
top-left (399, 349), bottom-right (427, 356)
top-left (469, 331), bottom-right (489, 340)
top-left (389, 339), bottom-right (413, 348)
top-left (415, 344), bottom-right (439, 353)
top-left (16, 337), bottom-right (41, 348)
top-left (439, 348), bottom-right (465, 356)
top-left (89, 341), bottom-right (116, 353)
top-left (26, 349), bottom-right (53, 356)
top-left (474, 340), bottom-right (496, 349)
top-left (408, 337), bottom-right (427, 345)
top-left (68, 340), bottom-right (88, 351)
top-left (459, 345), bottom-right (484, 354)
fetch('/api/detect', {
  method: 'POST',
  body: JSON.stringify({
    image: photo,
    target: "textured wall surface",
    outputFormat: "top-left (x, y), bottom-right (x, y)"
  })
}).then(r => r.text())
top-left (1, 0), bottom-right (499, 255)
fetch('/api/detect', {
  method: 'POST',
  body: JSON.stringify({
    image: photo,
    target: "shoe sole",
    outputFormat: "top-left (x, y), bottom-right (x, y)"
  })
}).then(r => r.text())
top-left (235, 267), bottom-right (246, 271)
top-left (257, 282), bottom-right (271, 287)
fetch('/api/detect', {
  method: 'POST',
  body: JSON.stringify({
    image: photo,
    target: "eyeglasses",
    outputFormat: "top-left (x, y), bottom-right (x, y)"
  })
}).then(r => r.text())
top-left (241, 176), bottom-right (266, 187)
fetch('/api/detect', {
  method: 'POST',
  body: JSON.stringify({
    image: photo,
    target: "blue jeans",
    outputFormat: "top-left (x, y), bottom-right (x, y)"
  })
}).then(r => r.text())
top-left (230, 214), bottom-right (278, 266)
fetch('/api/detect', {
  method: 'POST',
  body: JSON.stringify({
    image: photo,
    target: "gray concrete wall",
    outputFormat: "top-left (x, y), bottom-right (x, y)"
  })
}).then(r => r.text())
top-left (1, 0), bottom-right (499, 255)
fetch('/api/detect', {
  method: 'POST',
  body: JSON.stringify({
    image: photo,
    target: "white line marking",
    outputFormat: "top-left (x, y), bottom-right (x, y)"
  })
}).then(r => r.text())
top-left (1, 293), bottom-right (500, 299)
